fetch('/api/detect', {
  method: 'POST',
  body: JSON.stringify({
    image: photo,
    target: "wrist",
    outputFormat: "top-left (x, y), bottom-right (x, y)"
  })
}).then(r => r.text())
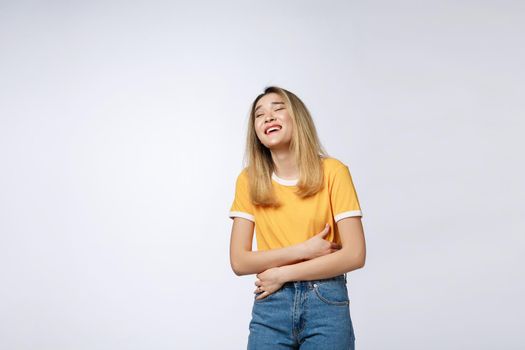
top-left (278, 265), bottom-right (292, 284)
top-left (294, 243), bottom-right (307, 261)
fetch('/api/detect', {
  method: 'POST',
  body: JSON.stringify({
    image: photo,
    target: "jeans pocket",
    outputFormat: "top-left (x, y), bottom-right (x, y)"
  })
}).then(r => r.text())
top-left (312, 281), bottom-right (349, 306)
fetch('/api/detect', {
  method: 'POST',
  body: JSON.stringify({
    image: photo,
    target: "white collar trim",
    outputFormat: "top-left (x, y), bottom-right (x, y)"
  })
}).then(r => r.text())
top-left (271, 172), bottom-right (298, 186)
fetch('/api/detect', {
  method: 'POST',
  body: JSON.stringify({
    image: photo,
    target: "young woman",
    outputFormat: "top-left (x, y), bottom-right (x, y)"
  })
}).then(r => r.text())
top-left (229, 86), bottom-right (366, 349)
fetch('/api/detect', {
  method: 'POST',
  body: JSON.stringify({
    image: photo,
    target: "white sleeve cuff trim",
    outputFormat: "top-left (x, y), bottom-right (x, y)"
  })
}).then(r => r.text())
top-left (229, 211), bottom-right (255, 222)
top-left (334, 210), bottom-right (363, 222)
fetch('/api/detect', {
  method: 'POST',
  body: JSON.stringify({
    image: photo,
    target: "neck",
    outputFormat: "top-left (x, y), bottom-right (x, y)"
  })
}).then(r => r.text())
top-left (270, 149), bottom-right (298, 180)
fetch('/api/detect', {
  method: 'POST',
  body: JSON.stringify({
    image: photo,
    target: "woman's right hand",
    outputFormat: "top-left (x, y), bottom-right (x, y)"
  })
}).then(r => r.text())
top-left (299, 223), bottom-right (342, 260)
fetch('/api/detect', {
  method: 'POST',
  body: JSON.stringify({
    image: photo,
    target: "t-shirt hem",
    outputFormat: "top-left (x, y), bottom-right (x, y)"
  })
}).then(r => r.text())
top-left (334, 210), bottom-right (363, 222)
top-left (229, 211), bottom-right (255, 222)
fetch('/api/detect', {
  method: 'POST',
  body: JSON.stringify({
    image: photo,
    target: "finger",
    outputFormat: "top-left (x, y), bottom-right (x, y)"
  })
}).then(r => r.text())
top-left (318, 223), bottom-right (330, 236)
top-left (255, 291), bottom-right (270, 300)
top-left (330, 243), bottom-right (342, 249)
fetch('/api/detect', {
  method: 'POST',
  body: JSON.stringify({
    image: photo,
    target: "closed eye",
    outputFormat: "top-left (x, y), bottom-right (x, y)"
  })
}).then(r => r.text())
top-left (255, 107), bottom-right (285, 118)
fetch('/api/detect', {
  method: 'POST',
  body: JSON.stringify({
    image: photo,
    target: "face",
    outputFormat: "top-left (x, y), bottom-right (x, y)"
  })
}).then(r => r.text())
top-left (253, 92), bottom-right (294, 150)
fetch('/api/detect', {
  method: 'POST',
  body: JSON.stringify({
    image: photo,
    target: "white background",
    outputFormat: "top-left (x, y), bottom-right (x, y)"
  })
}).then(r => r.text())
top-left (1, 1), bottom-right (523, 349)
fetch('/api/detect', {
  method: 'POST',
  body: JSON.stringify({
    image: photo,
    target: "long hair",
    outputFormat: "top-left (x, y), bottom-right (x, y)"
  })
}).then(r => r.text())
top-left (243, 86), bottom-right (330, 207)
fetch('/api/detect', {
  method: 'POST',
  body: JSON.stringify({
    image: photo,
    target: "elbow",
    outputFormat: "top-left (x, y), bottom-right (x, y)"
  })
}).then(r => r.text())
top-left (350, 253), bottom-right (366, 270)
top-left (230, 256), bottom-right (248, 276)
top-left (342, 246), bottom-right (366, 270)
top-left (231, 264), bottom-right (244, 276)
top-left (357, 254), bottom-right (366, 269)
top-left (231, 250), bottom-right (257, 276)
top-left (357, 258), bottom-right (365, 269)
top-left (232, 266), bottom-right (249, 277)
top-left (230, 260), bottom-right (242, 276)
top-left (354, 245), bottom-right (366, 269)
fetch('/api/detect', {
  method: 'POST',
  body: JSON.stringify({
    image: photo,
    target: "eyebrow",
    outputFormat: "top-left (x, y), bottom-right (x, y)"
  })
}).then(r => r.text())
top-left (255, 101), bottom-right (285, 113)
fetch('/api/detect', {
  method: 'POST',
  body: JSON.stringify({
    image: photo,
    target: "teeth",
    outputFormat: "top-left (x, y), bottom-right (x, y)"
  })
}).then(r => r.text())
top-left (266, 126), bottom-right (281, 134)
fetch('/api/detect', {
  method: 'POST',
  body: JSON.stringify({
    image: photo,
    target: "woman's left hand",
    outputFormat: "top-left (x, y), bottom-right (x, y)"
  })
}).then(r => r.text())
top-left (254, 267), bottom-right (286, 300)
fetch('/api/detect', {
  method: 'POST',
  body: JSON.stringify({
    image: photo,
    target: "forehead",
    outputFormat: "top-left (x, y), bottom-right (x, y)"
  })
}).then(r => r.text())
top-left (255, 93), bottom-right (284, 110)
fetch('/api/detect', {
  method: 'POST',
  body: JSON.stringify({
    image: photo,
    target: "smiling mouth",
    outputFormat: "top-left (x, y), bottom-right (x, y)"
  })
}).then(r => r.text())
top-left (265, 126), bottom-right (282, 135)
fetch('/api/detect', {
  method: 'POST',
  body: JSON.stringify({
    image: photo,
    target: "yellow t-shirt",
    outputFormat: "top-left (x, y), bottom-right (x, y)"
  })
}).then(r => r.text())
top-left (228, 157), bottom-right (363, 251)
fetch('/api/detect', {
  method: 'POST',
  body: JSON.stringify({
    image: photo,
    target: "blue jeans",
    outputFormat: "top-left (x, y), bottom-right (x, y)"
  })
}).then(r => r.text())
top-left (247, 274), bottom-right (355, 349)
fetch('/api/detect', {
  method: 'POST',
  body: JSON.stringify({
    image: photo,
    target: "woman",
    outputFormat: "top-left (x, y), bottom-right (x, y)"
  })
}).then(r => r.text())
top-left (229, 86), bottom-right (366, 349)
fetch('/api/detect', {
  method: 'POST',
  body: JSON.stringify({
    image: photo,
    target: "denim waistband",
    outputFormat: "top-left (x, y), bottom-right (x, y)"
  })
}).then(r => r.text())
top-left (281, 273), bottom-right (347, 289)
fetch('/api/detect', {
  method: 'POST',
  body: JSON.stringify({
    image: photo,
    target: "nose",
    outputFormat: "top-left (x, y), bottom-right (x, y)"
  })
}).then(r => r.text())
top-left (264, 113), bottom-right (276, 123)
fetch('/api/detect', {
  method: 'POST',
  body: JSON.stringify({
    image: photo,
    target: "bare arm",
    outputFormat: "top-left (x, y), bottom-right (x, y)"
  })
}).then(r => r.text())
top-left (278, 217), bottom-right (366, 282)
top-left (229, 217), bottom-right (304, 276)
top-left (229, 218), bottom-right (340, 276)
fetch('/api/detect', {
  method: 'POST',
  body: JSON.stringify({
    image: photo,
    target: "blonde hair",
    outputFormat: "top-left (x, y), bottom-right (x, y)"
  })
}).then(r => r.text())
top-left (243, 86), bottom-right (330, 207)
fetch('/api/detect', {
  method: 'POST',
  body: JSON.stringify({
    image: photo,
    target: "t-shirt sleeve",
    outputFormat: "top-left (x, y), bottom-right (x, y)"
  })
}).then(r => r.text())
top-left (331, 165), bottom-right (363, 222)
top-left (228, 171), bottom-right (255, 222)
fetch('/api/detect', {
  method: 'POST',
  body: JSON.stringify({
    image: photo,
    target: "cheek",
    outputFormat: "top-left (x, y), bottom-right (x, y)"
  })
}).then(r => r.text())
top-left (284, 122), bottom-right (293, 135)
top-left (283, 116), bottom-right (293, 130)
top-left (255, 129), bottom-right (266, 141)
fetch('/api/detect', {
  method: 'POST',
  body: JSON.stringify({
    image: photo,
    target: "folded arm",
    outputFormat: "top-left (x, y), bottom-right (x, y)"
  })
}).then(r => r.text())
top-left (229, 217), bottom-right (306, 276)
top-left (279, 217), bottom-right (366, 282)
